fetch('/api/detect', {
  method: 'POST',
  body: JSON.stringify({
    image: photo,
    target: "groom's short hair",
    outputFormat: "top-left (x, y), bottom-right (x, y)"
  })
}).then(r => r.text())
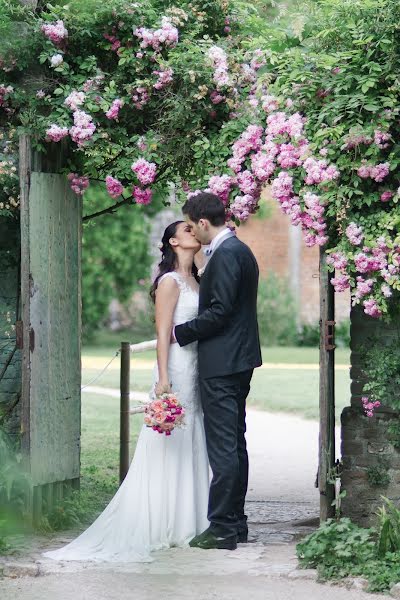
top-left (182, 192), bottom-right (226, 226)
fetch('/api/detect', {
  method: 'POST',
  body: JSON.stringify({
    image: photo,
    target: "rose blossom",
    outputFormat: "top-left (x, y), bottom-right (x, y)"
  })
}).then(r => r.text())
top-left (346, 222), bottom-right (364, 246)
top-left (380, 191), bottom-right (393, 202)
top-left (133, 186), bottom-right (152, 205)
top-left (131, 159), bottom-right (157, 185)
top-left (106, 175), bottom-right (123, 199)
top-left (41, 20), bottom-right (68, 46)
top-left (45, 124), bottom-right (69, 142)
top-left (69, 110), bottom-right (96, 145)
top-left (67, 173), bottom-right (89, 196)
top-left (50, 54), bottom-right (64, 67)
top-left (64, 90), bottom-right (85, 111)
top-left (105, 98), bottom-right (123, 120)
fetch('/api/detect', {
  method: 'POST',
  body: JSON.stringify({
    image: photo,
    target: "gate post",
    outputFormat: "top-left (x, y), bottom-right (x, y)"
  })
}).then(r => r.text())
top-left (120, 342), bottom-right (130, 484)
top-left (319, 247), bottom-right (336, 521)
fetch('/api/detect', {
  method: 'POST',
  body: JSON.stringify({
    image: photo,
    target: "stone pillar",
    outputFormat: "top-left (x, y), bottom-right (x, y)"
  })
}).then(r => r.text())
top-left (341, 305), bottom-right (400, 526)
top-left (0, 217), bottom-right (21, 445)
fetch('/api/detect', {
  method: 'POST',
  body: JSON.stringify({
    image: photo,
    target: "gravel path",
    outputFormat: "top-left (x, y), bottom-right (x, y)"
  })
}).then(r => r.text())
top-left (2, 393), bottom-right (370, 599)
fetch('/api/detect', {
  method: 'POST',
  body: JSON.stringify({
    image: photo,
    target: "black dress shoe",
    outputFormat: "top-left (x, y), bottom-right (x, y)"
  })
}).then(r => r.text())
top-left (237, 530), bottom-right (248, 543)
top-left (189, 531), bottom-right (237, 550)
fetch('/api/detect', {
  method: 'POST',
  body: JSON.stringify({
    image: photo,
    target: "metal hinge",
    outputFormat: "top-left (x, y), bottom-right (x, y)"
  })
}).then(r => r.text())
top-left (29, 327), bottom-right (35, 352)
top-left (324, 320), bottom-right (336, 351)
top-left (15, 321), bottom-right (23, 349)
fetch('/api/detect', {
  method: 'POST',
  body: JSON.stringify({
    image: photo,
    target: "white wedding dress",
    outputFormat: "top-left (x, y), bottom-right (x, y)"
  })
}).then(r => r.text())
top-left (42, 272), bottom-right (210, 563)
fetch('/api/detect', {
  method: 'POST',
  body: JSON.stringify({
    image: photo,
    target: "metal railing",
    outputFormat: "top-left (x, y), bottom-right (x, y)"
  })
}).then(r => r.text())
top-left (119, 339), bottom-right (157, 484)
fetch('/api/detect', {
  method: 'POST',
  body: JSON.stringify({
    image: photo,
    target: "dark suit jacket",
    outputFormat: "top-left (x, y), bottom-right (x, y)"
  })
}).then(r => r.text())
top-left (174, 236), bottom-right (262, 379)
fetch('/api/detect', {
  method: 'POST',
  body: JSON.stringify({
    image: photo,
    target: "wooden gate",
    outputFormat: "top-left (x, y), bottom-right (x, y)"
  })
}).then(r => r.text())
top-left (19, 135), bottom-right (81, 522)
top-left (319, 248), bottom-right (336, 521)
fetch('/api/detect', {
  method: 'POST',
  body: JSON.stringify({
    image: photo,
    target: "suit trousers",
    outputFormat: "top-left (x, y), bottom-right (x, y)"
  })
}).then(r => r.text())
top-left (199, 369), bottom-right (253, 539)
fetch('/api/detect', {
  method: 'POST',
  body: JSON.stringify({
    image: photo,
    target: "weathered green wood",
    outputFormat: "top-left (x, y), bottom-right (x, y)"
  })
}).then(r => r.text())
top-left (28, 171), bottom-right (82, 486)
top-left (19, 134), bottom-right (32, 467)
top-left (319, 248), bottom-right (336, 522)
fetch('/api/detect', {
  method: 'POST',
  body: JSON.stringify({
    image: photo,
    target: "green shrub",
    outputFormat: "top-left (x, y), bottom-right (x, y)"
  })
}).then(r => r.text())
top-left (297, 518), bottom-right (376, 581)
top-left (297, 513), bottom-right (400, 592)
top-left (257, 272), bottom-right (297, 346)
top-left (297, 318), bottom-right (350, 348)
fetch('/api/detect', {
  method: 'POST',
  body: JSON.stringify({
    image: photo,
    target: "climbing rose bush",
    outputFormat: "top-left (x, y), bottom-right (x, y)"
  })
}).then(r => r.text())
top-left (0, 0), bottom-right (252, 218)
top-left (185, 0), bottom-right (400, 320)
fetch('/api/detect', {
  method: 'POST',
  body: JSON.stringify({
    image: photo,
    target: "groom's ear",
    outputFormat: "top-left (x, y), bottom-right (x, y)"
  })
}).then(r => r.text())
top-left (198, 218), bottom-right (209, 230)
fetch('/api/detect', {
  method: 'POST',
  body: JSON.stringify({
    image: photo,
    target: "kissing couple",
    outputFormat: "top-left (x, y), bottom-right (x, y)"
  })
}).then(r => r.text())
top-left (43, 192), bottom-right (262, 563)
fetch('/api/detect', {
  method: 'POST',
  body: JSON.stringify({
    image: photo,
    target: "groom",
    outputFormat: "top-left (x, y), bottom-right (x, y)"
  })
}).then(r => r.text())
top-left (174, 192), bottom-right (262, 550)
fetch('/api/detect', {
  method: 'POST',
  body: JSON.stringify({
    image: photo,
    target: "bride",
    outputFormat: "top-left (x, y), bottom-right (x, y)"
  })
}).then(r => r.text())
top-left (42, 221), bottom-right (210, 563)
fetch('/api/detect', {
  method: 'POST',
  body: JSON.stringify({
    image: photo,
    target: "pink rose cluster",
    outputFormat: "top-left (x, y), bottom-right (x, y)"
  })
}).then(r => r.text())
top-left (131, 158), bottom-right (156, 185)
top-left (374, 129), bottom-right (391, 149)
top-left (0, 84), bottom-right (13, 108)
top-left (345, 222), bottom-right (364, 246)
top-left (105, 175), bottom-right (124, 199)
top-left (45, 123), bottom-right (69, 142)
top-left (132, 86), bottom-right (149, 110)
top-left (357, 161), bottom-right (390, 182)
top-left (69, 110), bottom-right (96, 145)
top-left (210, 90), bottom-right (226, 105)
top-left (303, 157), bottom-right (340, 185)
top-left (153, 67), bottom-right (173, 90)
top-left (206, 174), bottom-right (235, 205)
top-left (362, 396), bottom-right (381, 418)
top-left (41, 20), bottom-right (68, 46)
top-left (131, 158), bottom-right (156, 205)
top-left (104, 33), bottom-right (121, 53)
top-left (144, 393), bottom-right (185, 435)
top-left (133, 186), bottom-right (152, 205)
top-left (208, 45), bottom-right (231, 89)
top-left (134, 17), bottom-right (178, 51)
top-left (64, 90), bottom-right (85, 111)
top-left (67, 173), bottom-right (89, 196)
top-left (105, 98), bottom-right (123, 120)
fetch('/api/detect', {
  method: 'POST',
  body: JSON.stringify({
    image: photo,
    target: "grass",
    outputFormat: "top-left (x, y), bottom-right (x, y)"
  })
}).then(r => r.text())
top-left (82, 345), bottom-right (351, 422)
top-left (79, 393), bottom-right (143, 517)
top-left (82, 344), bottom-right (351, 366)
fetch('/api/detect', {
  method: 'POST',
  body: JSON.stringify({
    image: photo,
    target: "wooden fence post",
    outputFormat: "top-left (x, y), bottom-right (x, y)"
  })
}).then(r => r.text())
top-left (120, 342), bottom-right (131, 484)
top-left (319, 247), bottom-right (336, 522)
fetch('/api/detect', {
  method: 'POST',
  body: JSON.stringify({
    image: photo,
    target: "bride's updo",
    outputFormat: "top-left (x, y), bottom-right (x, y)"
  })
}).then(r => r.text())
top-left (149, 221), bottom-right (198, 303)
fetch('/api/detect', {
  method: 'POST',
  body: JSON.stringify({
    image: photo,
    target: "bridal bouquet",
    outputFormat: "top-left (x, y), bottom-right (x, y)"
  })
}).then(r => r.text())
top-left (144, 393), bottom-right (185, 435)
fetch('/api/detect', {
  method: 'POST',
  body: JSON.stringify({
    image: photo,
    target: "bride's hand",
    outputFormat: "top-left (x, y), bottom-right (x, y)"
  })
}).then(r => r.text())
top-left (155, 380), bottom-right (172, 396)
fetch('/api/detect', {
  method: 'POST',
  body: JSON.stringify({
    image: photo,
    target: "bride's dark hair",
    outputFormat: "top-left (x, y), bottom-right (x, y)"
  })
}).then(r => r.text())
top-left (149, 221), bottom-right (199, 303)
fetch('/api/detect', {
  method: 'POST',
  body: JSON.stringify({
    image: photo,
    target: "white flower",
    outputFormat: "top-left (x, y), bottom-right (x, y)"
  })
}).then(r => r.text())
top-left (50, 54), bottom-right (64, 67)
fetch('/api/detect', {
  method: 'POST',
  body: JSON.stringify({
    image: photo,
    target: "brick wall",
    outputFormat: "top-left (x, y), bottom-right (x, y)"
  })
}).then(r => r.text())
top-left (236, 193), bottom-right (350, 324)
top-left (0, 217), bottom-right (21, 444)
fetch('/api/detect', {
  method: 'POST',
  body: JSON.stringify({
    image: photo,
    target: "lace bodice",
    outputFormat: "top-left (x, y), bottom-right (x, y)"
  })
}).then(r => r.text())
top-left (153, 272), bottom-right (200, 420)
top-left (158, 272), bottom-right (199, 325)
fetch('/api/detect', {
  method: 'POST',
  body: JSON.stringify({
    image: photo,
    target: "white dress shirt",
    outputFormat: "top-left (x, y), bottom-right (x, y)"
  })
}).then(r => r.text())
top-left (203, 227), bottom-right (233, 256)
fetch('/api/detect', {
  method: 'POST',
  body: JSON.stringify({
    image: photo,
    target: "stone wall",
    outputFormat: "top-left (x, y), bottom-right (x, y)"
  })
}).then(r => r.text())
top-left (0, 217), bottom-right (21, 444)
top-left (341, 305), bottom-right (400, 526)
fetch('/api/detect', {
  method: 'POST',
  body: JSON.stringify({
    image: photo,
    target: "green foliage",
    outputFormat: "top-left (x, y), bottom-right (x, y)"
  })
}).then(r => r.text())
top-left (360, 330), bottom-right (400, 412)
top-left (38, 488), bottom-right (95, 532)
top-left (297, 518), bottom-right (376, 580)
top-left (377, 497), bottom-right (400, 557)
top-left (82, 185), bottom-right (152, 339)
top-left (257, 272), bottom-right (297, 346)
top-left (297, 514), bottom-right (400, 592)
top-left (267, 0), bottom-right (400, 316)
top-left (0, 429), bottom-right (33, 546)
top-left (367, 458), bottom-right (391, 487)
top-left (388, 420), bottom-right (400, 450)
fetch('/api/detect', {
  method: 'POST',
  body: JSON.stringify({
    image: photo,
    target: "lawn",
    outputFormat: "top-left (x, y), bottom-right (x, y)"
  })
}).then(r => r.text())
top-left (82, 345), bottom-right (351, 422)
top-left (79, 393), bottom-right (143, 517)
